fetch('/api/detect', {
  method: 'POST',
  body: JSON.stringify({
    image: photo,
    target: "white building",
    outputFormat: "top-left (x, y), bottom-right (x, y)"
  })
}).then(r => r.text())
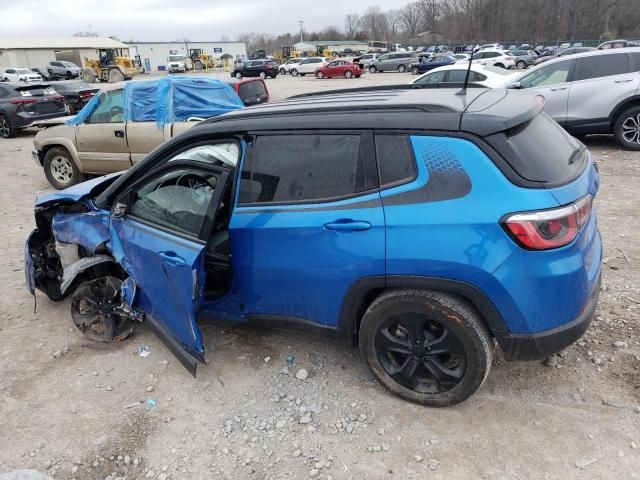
top-left (0, 36), bottom-right (131, 69)
top-left (293, 40), bottom-right (368, 54)
top-left (127, 41), bottom-right (247, 71)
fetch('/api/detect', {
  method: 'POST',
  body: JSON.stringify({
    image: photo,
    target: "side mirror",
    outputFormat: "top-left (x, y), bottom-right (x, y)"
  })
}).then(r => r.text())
top-left (509, 82), bottom-right (522, 90)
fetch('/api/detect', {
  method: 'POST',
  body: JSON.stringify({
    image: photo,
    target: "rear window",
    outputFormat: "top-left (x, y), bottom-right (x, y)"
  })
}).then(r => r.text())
top-left (485, 113), bottom-right (586, 184)
top-left (236, 80), bottom-right (267, 106)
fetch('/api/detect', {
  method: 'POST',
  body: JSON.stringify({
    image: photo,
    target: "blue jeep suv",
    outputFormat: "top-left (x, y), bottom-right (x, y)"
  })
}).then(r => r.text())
top-left (25, 87), bottom-right (602, 406)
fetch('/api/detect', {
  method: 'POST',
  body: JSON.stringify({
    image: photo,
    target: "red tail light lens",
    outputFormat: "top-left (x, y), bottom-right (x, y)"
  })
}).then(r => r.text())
top-left (10, 98), bottom-right (37, 105)
top-left (502, 195), bottom-right (593, 250)
top-left (79, 91), bottom-right (95, 99)
top-left (265, 65), bottom-right (273, 69)
top-left (52, 95), bottom-right (64, 100)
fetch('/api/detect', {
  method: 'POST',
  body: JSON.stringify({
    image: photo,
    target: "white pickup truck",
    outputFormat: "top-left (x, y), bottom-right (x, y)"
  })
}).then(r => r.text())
top-left (167, 55), bottom-right (188, 73)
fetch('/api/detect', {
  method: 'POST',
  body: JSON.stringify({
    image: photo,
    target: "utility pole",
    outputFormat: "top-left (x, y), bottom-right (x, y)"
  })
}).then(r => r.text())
top-left (298, 20), bottom-right (304, 44)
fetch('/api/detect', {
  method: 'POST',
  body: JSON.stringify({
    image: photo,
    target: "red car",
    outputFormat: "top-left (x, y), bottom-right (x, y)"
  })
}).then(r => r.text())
top-left (315, 60), bottom-right (363, 79)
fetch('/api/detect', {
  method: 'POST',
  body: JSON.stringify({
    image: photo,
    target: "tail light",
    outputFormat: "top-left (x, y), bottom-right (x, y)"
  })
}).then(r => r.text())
top-left (505, 57), bottom-right (514, 61)
top-left (52, 95), bottom-right (64, 100)
top-left (79, 91), bottom-right (95, 99)
top-left (502, 195), bottom-right (593, 250)
top-left (10, 98), bottom-right (37, 105)
top-left (265, 64), bottom-right (273, 69)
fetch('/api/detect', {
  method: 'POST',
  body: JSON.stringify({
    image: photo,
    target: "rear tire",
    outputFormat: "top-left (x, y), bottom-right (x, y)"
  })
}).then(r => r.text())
top-left (411, 67), bottom-right (420, 75)
top-left (235, 72), bottom-right (242, 79)
top-left (516, 60), bottom-right (526, 69)
top-left (369, 66), bottom-right (377, 73)
top-left (259, 71), bottom-right (267, 79)
top-left (195, 60), bottom-right (204, 70)
top-left (345, 70), bottom-right (353, 78)
top-left (279, 68), bottom-right (286, 75)
top-left (614, 105), bottom-right (640, 151)
top-left (359, 289), bottom-right (493, 407)
top-left (0, 114), bottom-right (15, 138)
top-left (398, 64), bottom-right (407, 73)
top-left (290, 69), bottom-right (299, 77)
top-left (43, 147), bottom-right (85, 190)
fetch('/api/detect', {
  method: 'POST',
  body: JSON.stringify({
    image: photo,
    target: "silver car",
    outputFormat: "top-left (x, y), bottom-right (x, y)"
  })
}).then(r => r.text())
top-left (507, 47), bottom-right (640, 149)
top-left (47, 61), bottom-right (82, 79)
top-left (368, 52), bottom-right (418, 73)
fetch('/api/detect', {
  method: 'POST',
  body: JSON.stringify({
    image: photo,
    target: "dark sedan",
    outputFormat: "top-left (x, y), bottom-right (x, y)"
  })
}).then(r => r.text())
top-left (534, 47), bottom-right (595, 65)
top-left (0, 83), bottom-right (67, 138)
top-left (410, 55), bottom-right (457, 75)
top-left (50, 80), bottom-right (99, 114)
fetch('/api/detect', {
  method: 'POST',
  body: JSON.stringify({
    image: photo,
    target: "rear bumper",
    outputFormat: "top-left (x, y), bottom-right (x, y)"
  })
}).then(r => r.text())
top-left (499, 271), bottom-right (600, 360)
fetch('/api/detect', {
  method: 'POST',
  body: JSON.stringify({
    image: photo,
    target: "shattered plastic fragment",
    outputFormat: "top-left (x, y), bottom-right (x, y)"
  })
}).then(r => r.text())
top-left (138, 346), bottom-right (150, 358)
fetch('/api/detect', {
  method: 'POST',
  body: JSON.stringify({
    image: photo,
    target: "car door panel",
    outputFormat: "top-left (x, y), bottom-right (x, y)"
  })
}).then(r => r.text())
top-left (567, 53), bottom-right (640, 127)
top-left (110, 162), bottom-right (231, 373)
top-left (126, 121), bottom-right (167, 163)
top-left (76, 123), bottom-right (130, 173)
top-left (229, 133), bottom-right (385, 327)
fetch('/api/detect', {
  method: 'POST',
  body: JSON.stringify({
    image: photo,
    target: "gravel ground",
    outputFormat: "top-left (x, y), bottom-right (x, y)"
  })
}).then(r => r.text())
top-left (0, 71), bottom-right (639, 480)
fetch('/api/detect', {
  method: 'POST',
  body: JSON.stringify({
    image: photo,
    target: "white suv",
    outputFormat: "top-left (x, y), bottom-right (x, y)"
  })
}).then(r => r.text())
top-left (1, 68), bottom-right (43, 82)
top-left (290, 57), bottom-right (327, 77)
top-left (279, 58), bottom-right (304, 75)
top-left (472, 49), bottom-right (515, 69)
top-left (507, 47), bottom-right (640, 149)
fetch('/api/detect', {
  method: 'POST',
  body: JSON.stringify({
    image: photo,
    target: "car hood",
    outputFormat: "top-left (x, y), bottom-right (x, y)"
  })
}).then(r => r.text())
top-left (35, 173), bottom-right (123, 207)
top-left (30, 116), bottom-right (76, 128)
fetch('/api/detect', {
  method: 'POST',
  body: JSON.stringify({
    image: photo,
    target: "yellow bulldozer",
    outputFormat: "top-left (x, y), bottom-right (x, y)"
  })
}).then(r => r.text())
top-left (81, 48), bottom-right (143, 83)
top-left (189, 49), bottom-right (219, 70)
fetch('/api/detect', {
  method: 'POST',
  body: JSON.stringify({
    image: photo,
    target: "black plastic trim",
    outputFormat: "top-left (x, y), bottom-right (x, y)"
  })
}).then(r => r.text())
top-left (145, 315), bottom-right (200, 376)
top-left (246, 314), bottom-right (340, 338)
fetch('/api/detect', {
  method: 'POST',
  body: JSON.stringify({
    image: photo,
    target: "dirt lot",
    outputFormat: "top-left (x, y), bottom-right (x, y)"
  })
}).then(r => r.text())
top-left (0, 72), bottom-right (639, 480)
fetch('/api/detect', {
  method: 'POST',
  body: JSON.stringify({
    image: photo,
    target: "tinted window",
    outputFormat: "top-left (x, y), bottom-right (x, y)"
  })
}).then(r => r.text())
top-left (485, 113), bottom-right (585, 184)
top-left (241, 134), bottom-right (364, 204)
top-left (375, 135), bottom-right (416, 186)
top-left (236, 80), bottom-right (267, 106)
top-left (415, 70), bottom-right (446, 84)
top-left (519, 60), bottom-right (571, 88)
top-left (447, 70), bottom-right (487, 82)
top-left (573, 53), bottom-right (629, 81)
top-left (129, 168), bottom-right (220, 237)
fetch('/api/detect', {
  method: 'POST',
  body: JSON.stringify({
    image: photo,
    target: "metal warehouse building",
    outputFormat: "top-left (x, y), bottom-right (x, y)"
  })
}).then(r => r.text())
top-left (126, 41), bottom-right (247, 71)
top-left (293, 40), bottom-right (368, 53)
top-left (0, 36), bottom-right (131, 69)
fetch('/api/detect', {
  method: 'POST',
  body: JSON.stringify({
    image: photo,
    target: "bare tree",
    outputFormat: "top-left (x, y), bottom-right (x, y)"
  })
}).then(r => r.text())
top-left (400, 2), bottom-right (421, 38)
top-left (387, 10), bottom-right (405, 40)
top-left (360, 6), bottom-right (390, 40)
top-left (345, 13), bottom-right (361, 39)
top-left (419, 0), bottom-right (441, 32)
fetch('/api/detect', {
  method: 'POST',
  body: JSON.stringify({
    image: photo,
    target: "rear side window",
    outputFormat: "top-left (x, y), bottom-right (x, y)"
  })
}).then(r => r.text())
top-left (375, 135), bottom-right (416, 186)
top-left (485, 113), bottom-right (585, 184)
top-left (240, 134), bottom-right (370, 205)
top-left (446, 70), bottom-right (487, 82)
top-left (573, 53), bottom-right (629, 81)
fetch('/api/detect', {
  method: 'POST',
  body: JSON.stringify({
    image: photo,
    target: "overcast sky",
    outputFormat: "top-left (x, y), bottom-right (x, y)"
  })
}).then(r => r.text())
top-left (2, 0), bottom-right (400, 41)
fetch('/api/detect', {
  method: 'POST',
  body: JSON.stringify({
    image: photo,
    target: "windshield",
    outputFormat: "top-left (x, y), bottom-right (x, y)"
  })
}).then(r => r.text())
top-left (17, 69), bottom-right (32, 74)
top-left (168, 56), bottom-right (184, 62)
top-left (62, 62), bottom-right (77, 67)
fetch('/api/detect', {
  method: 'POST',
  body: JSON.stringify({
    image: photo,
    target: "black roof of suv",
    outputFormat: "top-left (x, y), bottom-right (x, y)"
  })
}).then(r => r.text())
top-left (200, 87), bottom-right (544, 137)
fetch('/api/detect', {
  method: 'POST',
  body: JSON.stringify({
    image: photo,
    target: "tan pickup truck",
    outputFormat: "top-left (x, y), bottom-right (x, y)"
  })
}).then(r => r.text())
top-left (32, 77), bottom-right (267, 189)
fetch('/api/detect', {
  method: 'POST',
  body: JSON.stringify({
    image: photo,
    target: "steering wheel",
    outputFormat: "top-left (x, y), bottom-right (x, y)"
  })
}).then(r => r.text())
top-left (110, 106), bottom-right (124, 118)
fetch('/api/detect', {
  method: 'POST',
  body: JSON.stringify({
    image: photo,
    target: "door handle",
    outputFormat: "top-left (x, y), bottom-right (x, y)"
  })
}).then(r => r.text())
top-left (550, 87), bottom-right (567, 91)
top-left (114, 130), bottom-right (125, 138)
top-left (159, 251), bottom-right (186, 266)
top-left (323, 220), bottom-right (372, 231)
top-left (614, 79), bottom-right (633, 83)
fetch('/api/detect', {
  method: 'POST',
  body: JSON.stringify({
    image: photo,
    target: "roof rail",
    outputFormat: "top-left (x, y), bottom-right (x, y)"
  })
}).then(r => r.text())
top-left (287, 82), bottom-right (487, 100)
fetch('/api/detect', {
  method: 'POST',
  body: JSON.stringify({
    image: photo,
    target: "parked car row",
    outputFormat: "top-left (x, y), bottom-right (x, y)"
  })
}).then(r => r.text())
top-left (410, 47), bottom-right (640, 150)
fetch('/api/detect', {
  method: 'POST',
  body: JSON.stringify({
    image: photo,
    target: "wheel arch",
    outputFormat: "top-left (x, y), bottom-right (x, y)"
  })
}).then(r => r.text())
top-left (609, 95), bottom-right (640, 128)
top-left (338, 276), bottom-right (510, 350)
top-left (40, 140), bottom-right (84, 172)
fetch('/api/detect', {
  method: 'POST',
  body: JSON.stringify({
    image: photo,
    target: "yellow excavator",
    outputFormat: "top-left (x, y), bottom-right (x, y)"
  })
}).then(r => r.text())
top-left (81, 48), bottom-right (143, 83)
top-left (189, 49), bottom-right (219, 70)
